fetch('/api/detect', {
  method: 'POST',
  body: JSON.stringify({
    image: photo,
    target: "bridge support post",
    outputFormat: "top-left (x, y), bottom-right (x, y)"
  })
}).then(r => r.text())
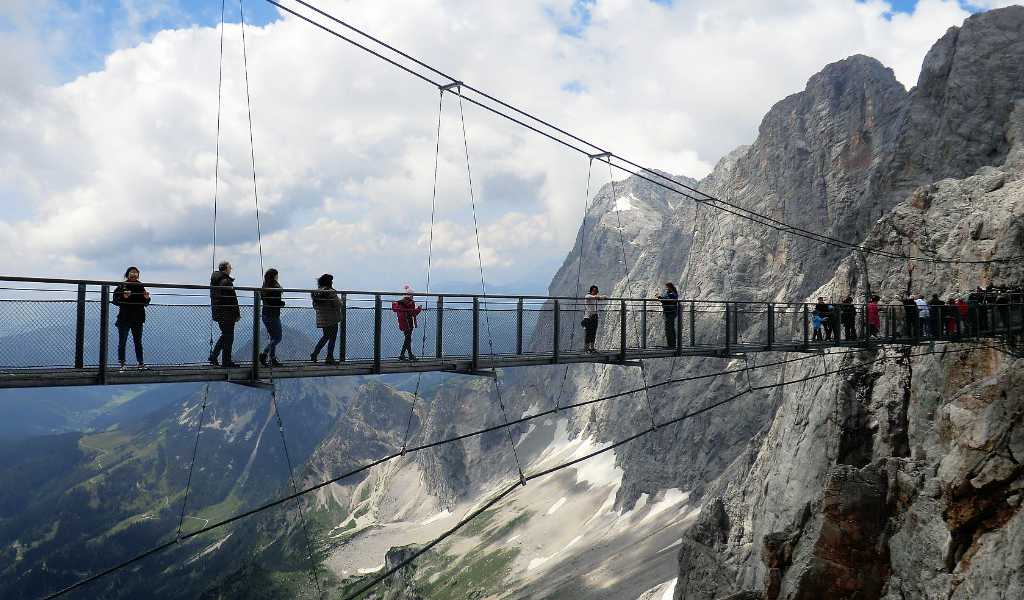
top-left (767, 303), bottom-right (775, 350)
top-left (552, 299), bottom-right (560, 363)
top-left (803, 304), bottom-right (810, 348)
top-left (373, 294), bottom-right (382, 374)
top-left (251, 291), bottom-right (261, 382)
top-left (676, 300), bottom-right (683, 356)
top-left (98, 285), bottom-right (109, 385)
top-left (339, 293), bottom-right (347, 362)
top-left (515, 298), bottom-right (523, 355)
top-left (75, 283), bottom-right (87, 369)
top-left (619, 300), bottom-right (627, 362)
top-left (472, 297), bottom-right (480, 372)
top-left (640, 299), bottom-right (647, 349)
top-left (724, 302), bottom-right (731, 355)
top-left (435, 296), bottom-right (444, 359)
top-left (689, 301), bottom-right (696, 347)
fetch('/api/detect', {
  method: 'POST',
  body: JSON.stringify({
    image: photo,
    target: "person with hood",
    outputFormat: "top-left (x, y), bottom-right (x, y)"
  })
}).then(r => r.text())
top-left (311, 274), bottom-right (342, 364)
top-left (657, 282), bottom-right (679, 348)
top-left (259, 268), bottom-right (285, 367)
top-left (915, 294), bottom-right (931, 337)
top-left (112, 266), bottom-right (151, 371)
top-left (391, 285), bottom-right (423, 361)
top-left (840, 296), bottom-right (857, 340)
top-left (866, 295), bottom-right (881, 339)
top-left (583, 285), bottom-right (608, 353)
top-left (209, 261), bottom-right (240, 367)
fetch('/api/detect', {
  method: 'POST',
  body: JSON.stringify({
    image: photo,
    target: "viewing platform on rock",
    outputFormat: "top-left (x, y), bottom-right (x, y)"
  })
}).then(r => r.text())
top-left (1, 276), bottom-right (1021, 389)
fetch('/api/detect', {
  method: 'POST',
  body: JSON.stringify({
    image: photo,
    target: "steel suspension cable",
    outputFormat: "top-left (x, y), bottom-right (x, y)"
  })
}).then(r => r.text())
top-left (41, 343), bottom-right (998, 600)
top-left (239, 2), bottom-right (323, 595)
top-left (262, 0), bottom-right (1024, 266)
top-left (606, 163), bottom-right (658, 430)
top-left (178, 0), bottom-right (227, 544)
top-left (401, 89), bottom-right (445, 453)
top-left (553, 158), bottom-right (595, 411)
top-left (456, 87), bottom-right (527, 486)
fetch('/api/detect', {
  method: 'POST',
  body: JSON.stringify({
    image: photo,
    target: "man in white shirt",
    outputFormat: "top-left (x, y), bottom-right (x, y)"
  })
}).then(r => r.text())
top-left (915, 295), bottom-right (931, 337)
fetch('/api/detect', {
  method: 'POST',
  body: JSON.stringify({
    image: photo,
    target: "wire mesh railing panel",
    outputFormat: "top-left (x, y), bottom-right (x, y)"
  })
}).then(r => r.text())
top-left (479, 302), bottom-right (518, 356)
top-left (0, 300), bottom-right (83, 368)
top-left (105, 303), bottom-right (218, 366)
top-left (441, 304), bottom-right (474, 359)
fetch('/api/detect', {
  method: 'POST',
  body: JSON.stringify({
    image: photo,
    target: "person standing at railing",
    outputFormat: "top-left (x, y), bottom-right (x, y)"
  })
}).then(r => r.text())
top-left (112, 266), bottom-right (151, 371)
top-left (814, 298), bottom-right (832, 341)
top-left (955, 297), bottom-right (968, 337)
top-left (311, 273), bottom-right (342, 365)
top-left (583, 285), bottom-right (607, 353)
top-left (928, 293), bottom-right (945, 338)
top-left (812, 309), bottom-right (824, 342)
top-left (209, 261), bottom-right (241, 367)
top-left (914, 295), bottom-right (931, 337)
top-left (259, 268), bottom-right (284, 367)
top-left (392, 284), bottom-right (423, 361)
top-left (840, 296), bottom-right (857, 340)
top-left (903, 295), bottom-right (918, 338)
top-left (657, 282), bottom-right (679, 348)
top-left (866, 295), bottom-right (881, 339)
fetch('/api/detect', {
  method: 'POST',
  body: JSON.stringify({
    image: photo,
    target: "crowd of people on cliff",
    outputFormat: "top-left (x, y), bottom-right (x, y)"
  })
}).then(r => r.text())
top-left (105, 264), bottom-right (1022, 370)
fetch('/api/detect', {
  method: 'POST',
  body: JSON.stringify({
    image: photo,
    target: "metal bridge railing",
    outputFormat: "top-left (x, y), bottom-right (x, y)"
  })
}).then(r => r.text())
top-left (0, 276), bottom-right (1022, 381)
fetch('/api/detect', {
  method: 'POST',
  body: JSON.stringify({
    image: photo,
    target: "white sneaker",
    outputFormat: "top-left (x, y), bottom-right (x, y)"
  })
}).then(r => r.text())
top-left (119, 363), bottom-right (129, 372)
top-left (137, 363), bottom-right (148, 371)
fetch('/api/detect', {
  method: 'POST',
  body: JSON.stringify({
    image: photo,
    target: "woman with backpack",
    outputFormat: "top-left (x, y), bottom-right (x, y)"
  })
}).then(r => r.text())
top-left (259, 268), bottom-right (285, 367)
top-left (311, 274), bottom-right (342, 364)
top-left (391, 284), bottom-right (423, 361)
top-left (112, 266), bottom-right (151, 371)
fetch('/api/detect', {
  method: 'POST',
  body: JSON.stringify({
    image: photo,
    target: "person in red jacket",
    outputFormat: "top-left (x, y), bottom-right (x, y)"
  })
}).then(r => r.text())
top-left (866, 295), bottom-right (881, 339)
top-left (391, 284), bottom-right (423, 361)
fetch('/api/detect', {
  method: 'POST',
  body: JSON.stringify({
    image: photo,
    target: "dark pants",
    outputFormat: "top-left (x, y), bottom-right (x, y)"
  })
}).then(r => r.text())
top-left (314, 324), bottom-right (338, 360)
top-left (843, 320), bottom-right (856, 340)
top-left (117, 322), bottom-right (144, 364)
top-left (400, 329), bottom-right (414, 357)
top-left (584, 315), bottom-right (599, 345)
top-left (663, 313), bottom-right (677, 347)
top-left (262, 314), bottom-right (282, 358)
top-left (823, 319), bottom-right (833, 340)
top-left (212, 320), bottom-right (235, 363)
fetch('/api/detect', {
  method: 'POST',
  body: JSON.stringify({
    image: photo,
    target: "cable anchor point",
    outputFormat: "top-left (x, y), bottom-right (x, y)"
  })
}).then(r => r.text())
top-left (439, 81), bottom-right (463, 93)
top-left (588, 151), bottom-right (612, 162)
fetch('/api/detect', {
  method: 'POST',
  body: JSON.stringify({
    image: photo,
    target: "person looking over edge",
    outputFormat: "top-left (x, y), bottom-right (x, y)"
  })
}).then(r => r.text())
top-left (657, 282), bottom-right (679, 348)
top-left (209, 261), bottom-right (240, 367)
top-left (583, 285), bottom-right (608, 353)
top-left (112, 266), bottom-right (151, 371)
top-left (391, 285), bottom-right (423, 361)
top-left (259, 268), bottom-right (284, 367)
top-left (311, 274), bottom-right (342, 365)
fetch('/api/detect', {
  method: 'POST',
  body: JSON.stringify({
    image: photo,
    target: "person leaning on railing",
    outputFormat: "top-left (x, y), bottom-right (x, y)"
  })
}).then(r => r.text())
top-left (209, 261), bottom-right (241, 368)
top-left (311, 273), bottom-right (342, 365)
top-left (259, 268), bottom-right (284, 367)
top-left (112, 266), bottom-right (151, 371)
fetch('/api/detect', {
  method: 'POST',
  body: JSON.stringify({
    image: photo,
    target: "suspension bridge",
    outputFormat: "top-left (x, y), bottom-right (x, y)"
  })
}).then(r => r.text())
top-left (13, 1), bottom-right (1024, 599)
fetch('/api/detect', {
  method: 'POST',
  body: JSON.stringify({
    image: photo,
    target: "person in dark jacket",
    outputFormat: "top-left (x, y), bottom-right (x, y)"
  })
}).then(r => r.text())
top-left (657, 282), bottom-right (679, 348)
top-left (209, 261), bottom-right (241, 367)
top-left (311, 274), bottom-right (342, 364)
top-left (840, 297), bottom-right (857, 341)
top-left (928, 293), bottom-right (945, 338)
top-left (391, 284), bottom-right (423, 361)
top-left (112, 266), bottom-right (151, 370)
top-left (830, 302), bottom-right (843, 341)
top-left (259, 268), bottom-right (284, 367)
top-left (814, 298), bottom-right (832, 341)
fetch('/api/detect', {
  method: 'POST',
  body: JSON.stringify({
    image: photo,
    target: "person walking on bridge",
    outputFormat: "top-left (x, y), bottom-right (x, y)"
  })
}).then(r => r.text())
top-left (209, 261), bottom-right (240, 367)
top-left (657, 282), bottom-right (679, 348)
top-left (392, 285), bottom-right (423, 361)
top-left (112, 266), bottom-right (150, 371)
top-left (311, 274), bottom-right (342, 365)
top-left (583, 285), bottom-right (607, 353)
top-left (259, 268), bottom-right (284, 367)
